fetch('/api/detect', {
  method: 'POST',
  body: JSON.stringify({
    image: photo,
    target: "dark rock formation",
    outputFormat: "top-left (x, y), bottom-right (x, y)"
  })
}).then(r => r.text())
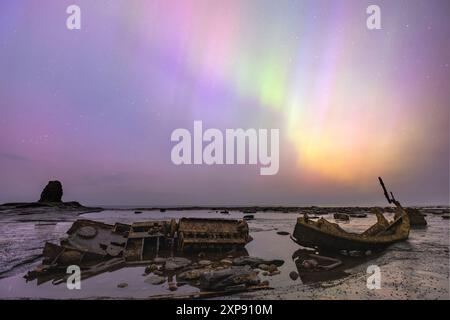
top-left (39, 180), bottom-right (63, 202)
top-left (232, 256), bottom-right (284, 268)
top-left (199, 266), bottom-right (260, 290)
top-left (333, 213), bottom-right (350, 221)
top-left (406, 208), bottom-right (427, 227)
top-left (0, 180), bottom-right (102, 216)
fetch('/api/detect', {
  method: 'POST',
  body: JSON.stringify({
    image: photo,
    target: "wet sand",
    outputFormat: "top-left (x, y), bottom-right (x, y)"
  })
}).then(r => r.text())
top-left (0, 209), bottom-right (448, 299)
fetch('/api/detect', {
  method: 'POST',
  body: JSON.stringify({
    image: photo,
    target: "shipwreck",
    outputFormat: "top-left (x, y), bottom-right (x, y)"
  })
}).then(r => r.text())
top-left (291, 177), bottom-right (410, 252)
top-left (25, 217), bottom-right (252, 284)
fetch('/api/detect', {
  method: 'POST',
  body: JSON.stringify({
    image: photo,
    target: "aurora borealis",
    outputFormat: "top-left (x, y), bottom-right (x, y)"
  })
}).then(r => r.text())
top-left (0, 0), bottom-right (448, 206)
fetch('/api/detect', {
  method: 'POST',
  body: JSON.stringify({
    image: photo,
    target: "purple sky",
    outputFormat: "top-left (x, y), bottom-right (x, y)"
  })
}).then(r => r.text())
top-left (0, 0), bottom-right (448, 206)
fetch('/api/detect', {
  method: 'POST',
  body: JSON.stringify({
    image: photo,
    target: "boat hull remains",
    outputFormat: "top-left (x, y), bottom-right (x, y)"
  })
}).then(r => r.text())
top-left (292, 178), bottom-right (410, 252)
top-left (292, 210), bottom-right (409, 251)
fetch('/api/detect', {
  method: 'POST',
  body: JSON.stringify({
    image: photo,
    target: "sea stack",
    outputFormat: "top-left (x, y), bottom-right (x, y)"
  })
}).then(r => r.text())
top-left (39, 180), bottom-right (63, 202)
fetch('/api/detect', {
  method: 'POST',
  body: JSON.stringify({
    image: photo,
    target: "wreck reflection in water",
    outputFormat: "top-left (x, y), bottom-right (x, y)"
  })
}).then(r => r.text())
top-left (29, 249), bottom-right (252, 289)
top-left (292, 248), bottom-right (382, 284)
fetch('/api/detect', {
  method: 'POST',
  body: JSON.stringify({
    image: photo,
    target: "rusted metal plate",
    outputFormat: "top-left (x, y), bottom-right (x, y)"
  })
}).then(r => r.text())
top-left (77, 226), bottom-right (97, 239)
top-left (177, 218), bottom-right (252, 250)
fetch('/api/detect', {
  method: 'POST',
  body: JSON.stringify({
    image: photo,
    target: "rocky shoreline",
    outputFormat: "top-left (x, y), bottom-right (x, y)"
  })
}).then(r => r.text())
top-left (0, 180), bottom-right (102, 220)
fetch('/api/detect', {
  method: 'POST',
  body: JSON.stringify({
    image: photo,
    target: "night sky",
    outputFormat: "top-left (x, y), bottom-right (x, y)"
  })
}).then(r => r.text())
top-left (0, 0), bottom-right (448, 206)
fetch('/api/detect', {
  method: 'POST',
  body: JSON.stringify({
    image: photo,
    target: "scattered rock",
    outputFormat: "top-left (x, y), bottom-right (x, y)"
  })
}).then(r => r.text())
top-left (178, 269), bottom-right (206, 281)
top-left (117, 282), bottom-right (128, 288)
top-left (270, 270), bottom-right (280, 276)
top-left (145, 275), bottom-right (165, 285)
top-left (144, 264), bottom-right (158, 274)
top-left (258, 264), bottom-right (270, 271)
top-left (153, 270), bottom-right (163, 276)
top-left (268, 264), bottom-right (278, 273)
top-left (276, 231), bottom-right (289, 236)
top-left (168, 282), bottom-right (178, 291)
top-left (220, 259), bottom-right (233, 265)
top-left (262, 272), bottom-right (269, 276)
top-left (198, 260), bottom-right (212, 266)
top-left (289, 271), bottom-right (299, 280)
top-left (233, 256), bottom-right (284, 268)
top-left (164, 257), bottom-right (191, 271)
top-left (199, 266), bottom-right (260, 290)
top-left (348, 213), bottom-right (368, 218)
top-left (365, 250), bottom-right (372, 256)
top-left (243, 215), bottom-right (254, 220)
top-left (333, 213), bottom-right (350, 221)
top-left (348, 250), bottom-right (362, 257)
top-left (134, 211), bottom-right (143, 214)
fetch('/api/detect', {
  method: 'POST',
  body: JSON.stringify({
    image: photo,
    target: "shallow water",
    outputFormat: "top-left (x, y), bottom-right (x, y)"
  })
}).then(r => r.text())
top-left (0, 209), bottom-right (448, 299)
